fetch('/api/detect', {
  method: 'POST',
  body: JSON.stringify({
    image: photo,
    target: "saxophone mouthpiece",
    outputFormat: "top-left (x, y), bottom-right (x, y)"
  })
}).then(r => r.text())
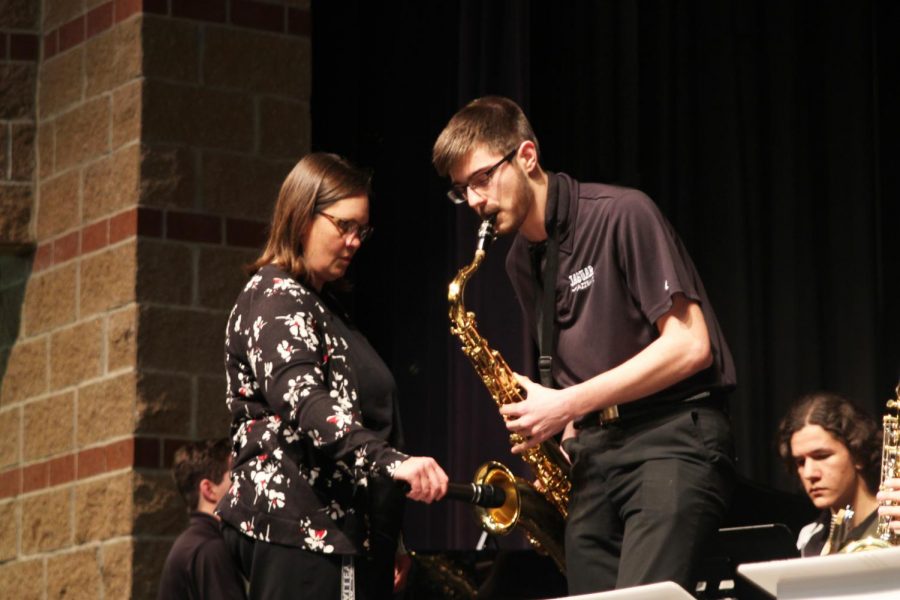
top-left (476, 216), bottom-right (497, 252)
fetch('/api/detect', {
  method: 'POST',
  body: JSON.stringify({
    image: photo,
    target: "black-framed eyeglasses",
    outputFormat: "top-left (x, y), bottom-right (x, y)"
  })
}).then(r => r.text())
top-left (318, 212), bottom-right (374, 243)
top-left (447, 148), bottom-right (518, 205)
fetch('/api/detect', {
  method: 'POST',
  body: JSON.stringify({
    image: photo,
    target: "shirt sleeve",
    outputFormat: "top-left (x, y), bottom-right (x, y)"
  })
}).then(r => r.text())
top-left (612, 190), bottom-right (702, 324)
top-left (240, 279), bottom-right (408, 476)
top-left (193, 538), bottom-right (247, 600)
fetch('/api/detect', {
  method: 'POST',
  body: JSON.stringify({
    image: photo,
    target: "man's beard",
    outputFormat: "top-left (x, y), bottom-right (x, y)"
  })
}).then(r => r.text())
top-left (497, 167), bottom-right (534, 235)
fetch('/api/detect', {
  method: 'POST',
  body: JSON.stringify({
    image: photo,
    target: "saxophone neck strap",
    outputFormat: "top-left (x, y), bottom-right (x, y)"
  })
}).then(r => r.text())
top-left (535, 186), bottom-right (561, 390)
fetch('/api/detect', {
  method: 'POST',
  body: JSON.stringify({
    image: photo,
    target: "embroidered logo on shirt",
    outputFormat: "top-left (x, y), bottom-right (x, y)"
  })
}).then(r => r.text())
top-left (568, 265), bottom-right (594, 292)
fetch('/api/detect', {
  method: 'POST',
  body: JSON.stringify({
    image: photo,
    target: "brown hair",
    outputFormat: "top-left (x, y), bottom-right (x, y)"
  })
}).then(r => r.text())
top-left (250, 153), bottom-right (371, 278)
top-left (777, 391), bottom-right (881, 493)
top-left (432, 96), bottom-right (539, 177)
top-left (172, 438), bottom-right (232, 512)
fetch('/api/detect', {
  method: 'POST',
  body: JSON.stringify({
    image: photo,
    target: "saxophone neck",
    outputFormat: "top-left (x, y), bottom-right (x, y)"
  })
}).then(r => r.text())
top-left (448, 249), bottom-right (485, 306)
top-left (449, 217), bottom-right (496, 305)
top-left (448, 215), bottom-right (497, 306)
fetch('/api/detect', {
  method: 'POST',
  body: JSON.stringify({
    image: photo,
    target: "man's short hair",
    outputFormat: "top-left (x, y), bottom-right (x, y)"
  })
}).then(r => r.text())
top-left (172, 438), bottom-right (232, 511)
top-left (432, 96), bottom-right (539, 177)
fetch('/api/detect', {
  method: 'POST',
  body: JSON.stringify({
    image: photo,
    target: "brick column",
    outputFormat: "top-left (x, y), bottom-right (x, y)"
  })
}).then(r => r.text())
top-left (0, 0), bottom-right (41, 592)
top-left (0, 1), bottom-right (311, 598)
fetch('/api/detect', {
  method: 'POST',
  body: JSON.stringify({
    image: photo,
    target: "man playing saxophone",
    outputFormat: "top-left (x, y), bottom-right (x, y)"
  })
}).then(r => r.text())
top-left (432, 97), bottom-right (736, 594)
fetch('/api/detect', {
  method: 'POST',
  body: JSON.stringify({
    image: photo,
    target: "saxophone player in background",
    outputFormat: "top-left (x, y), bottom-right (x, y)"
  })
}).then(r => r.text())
top-left (777, 392), bottom-right (882, 555)
top-left (432, 97), bottom-right (736, 594)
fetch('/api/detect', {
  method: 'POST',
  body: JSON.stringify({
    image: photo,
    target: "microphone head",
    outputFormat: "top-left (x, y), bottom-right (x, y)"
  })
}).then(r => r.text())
top-left (443, 481), bottom-right (507, 508)
top-left (470, 482), bottom-right (506, 508)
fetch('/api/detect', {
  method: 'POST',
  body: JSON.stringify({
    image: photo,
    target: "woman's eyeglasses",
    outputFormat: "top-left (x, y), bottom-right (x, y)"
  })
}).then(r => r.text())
top-left (318, 212), bottom-right (373, 243)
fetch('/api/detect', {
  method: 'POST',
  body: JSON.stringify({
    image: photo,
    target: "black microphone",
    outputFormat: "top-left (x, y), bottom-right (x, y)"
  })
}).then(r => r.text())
top-left (397, 481), bottom-right (507, 508)
top-left (446, 482), bottom-right (507, 508)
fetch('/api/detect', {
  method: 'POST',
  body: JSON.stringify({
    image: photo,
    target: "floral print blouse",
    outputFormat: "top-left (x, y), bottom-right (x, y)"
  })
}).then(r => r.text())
top-left (218, 265), bottom-right (409, 555)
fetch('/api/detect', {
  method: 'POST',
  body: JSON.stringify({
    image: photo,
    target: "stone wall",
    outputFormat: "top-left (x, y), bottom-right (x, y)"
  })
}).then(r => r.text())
top-left (0, 1), bottom-right (311, 597)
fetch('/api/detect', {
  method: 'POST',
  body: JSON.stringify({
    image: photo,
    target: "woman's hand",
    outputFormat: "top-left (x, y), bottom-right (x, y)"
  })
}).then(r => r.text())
top-left (393, 456), bottom-right (448, 503)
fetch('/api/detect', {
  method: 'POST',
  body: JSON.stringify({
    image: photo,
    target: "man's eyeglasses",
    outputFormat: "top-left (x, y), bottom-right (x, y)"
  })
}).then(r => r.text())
top-left (318, 212), bottom-right (373, 243)
top-left (447, 148), bottom-right (517, 205)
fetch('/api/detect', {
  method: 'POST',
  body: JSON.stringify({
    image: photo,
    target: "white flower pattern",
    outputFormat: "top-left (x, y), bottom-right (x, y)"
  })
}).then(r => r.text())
top-left (218, 265), bottom-right (409, 555)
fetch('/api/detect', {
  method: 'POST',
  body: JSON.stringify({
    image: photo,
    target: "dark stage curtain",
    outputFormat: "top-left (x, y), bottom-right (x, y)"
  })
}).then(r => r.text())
top-left (310, 0), bottom-right (900, 551)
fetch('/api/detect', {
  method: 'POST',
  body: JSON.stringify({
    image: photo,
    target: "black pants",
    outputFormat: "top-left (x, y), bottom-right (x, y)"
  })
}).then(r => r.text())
top-left (223, 523), bottom-right (343, 600)
top-left (222, 477), bottom-right (405, 600)
top-left (362, 475), bottom-right (406, 599)
top-left (563, 404), bottom-right (735, 594)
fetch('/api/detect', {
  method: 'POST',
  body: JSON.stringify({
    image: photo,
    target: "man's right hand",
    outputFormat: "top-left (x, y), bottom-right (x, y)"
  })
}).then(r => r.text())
top-left (877, 477), bottom-right (900, 533)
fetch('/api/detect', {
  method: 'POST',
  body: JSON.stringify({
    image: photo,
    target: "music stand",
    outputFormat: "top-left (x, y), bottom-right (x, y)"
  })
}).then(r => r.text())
top-left (738, 545), bottom-right (900, 599)
top-left (548, 581), bottom-right (694, 600)
top-left (694, 524), bottom-right (799, 599)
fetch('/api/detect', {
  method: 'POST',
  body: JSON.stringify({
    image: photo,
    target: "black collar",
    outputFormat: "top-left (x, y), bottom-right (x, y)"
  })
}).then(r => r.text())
top-left (545, 172), bottom-right (575, 254)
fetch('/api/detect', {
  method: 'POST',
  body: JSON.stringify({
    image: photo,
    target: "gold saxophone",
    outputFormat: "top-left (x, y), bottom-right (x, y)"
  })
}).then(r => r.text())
top-left (841, 383), bottom-right (900, 553)
top-left (448, 217), bottom-right (569, 571)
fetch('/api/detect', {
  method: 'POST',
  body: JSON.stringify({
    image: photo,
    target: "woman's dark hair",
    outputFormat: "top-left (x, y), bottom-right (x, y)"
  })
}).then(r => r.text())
top-left (250, 153), bottom-right (371, 278)
top-left (777, 391), bottom-right (881, 493)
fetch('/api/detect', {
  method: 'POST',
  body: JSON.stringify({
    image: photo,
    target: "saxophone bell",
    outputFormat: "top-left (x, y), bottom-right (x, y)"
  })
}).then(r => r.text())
top-left (471, 461), bottom-right (566, 572)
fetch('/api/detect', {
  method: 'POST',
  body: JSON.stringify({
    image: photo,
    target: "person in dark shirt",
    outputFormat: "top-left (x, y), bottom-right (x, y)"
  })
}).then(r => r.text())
top-left (777, 392), bottom-right (882, 555)
top-left (432, 96), bottom-right (736, 593)
top-left (158, 438), bottom-right (247, 599)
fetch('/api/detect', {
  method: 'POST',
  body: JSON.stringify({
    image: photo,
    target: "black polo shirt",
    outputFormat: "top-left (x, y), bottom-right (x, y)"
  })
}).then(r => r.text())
top-left (505, 172), bottom-right (735, 416)
top-left (157, 512), bottom-right (247, 600)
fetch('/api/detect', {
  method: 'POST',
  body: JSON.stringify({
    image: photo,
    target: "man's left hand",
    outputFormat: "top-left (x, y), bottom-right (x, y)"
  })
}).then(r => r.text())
top-left (500, 373), bottom-right (574, 454)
